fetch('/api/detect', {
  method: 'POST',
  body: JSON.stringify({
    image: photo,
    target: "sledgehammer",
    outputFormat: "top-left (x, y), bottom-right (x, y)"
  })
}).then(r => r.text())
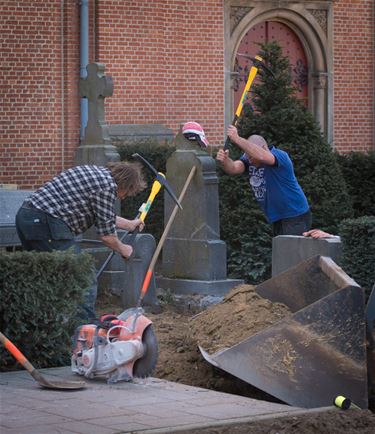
top-left (224, 54), bottom-right (274, 150)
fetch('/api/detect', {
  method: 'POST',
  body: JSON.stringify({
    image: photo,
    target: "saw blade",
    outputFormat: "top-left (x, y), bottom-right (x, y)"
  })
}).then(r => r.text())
top-left (133, 324), bottom-right (158, 378)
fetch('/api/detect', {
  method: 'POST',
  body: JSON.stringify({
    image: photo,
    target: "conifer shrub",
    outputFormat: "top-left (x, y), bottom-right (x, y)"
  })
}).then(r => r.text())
top-left (339, 216), bottom-right (375, 299)
top-left (336, 151), bottom-right (375, 218)
top-left (0, 250), bottom-right (93, 370)
top-left (218, 159), bottom-right (272, 283)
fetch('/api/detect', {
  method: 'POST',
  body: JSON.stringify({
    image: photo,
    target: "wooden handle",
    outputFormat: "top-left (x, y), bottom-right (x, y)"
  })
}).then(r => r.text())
top-left (137, 166), bottom-right (197, 304)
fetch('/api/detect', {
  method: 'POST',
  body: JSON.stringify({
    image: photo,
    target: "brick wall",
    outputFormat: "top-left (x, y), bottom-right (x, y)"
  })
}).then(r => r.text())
top-left (0, 1), bottom-right (373, 189)
top-left (96, 0), bottom-right (225, 148)
top-left (0, 0), bottom-right (80, 189)
top-left (333, 0), bottom-right (374, 153)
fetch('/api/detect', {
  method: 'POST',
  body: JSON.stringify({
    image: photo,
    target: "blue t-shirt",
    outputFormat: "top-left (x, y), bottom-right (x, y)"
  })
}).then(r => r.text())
top-left (240, 148), bottom-right (309, 223)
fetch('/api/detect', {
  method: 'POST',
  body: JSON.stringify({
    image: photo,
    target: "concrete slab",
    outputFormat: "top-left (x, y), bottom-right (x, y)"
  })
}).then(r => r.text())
top-left (0, 366), bottom-right (328, 433)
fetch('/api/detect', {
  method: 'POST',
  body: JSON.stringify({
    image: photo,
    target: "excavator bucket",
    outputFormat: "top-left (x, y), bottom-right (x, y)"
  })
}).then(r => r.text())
top-left (199, 256), bottom-right (368, 409)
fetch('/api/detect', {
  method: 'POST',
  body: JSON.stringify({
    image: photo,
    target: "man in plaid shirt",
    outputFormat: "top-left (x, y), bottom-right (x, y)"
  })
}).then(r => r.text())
top-left (15, 161), bottom-right (146, 321)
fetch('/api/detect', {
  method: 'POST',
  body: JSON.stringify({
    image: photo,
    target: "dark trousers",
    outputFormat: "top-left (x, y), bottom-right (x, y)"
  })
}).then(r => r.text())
top-left (272, 210), bottom-right (312, 237)
top-left (15, 206), bottom-right (97, 322)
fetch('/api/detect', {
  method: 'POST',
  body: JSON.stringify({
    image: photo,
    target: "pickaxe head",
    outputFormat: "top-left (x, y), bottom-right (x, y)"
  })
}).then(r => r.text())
top-left (132, 153), bottom-right (183, 209)
top-left (237, 53), bottom-right (275, 78)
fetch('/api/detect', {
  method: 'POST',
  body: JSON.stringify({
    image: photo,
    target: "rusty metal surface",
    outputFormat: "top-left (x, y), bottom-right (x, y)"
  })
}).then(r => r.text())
top-left (199, 257), bottom-right (368, 409)
top-left (255, 256), bottom-right (357, 312)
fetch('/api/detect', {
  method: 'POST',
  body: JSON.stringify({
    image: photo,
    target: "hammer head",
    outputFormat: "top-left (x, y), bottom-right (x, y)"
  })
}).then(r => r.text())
top-left (132, 153), bottom-right (183, 209)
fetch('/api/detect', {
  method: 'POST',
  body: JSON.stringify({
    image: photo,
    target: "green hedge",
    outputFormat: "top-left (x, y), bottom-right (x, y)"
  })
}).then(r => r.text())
top-left (339, 216), bottom-right (375, 299)
top-left (0, 250), bottom-right (93, 370)
top-left (336, 151), bottom-right (375, 218)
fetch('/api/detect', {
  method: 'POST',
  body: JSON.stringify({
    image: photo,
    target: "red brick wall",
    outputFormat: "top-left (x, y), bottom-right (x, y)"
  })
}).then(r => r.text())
top-left (0, 1), bottom-right (373, 189)
top-left (0, 1), bottom-right (80, 189)
top-left (333, 0), bottom-right (374, 153)
top-left (96, 0), bottom-right (224, 147)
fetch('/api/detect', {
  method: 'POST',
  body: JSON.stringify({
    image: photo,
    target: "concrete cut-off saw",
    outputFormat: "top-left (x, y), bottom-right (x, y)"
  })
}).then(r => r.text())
top-left (71, 309), bottom-right (158, 383)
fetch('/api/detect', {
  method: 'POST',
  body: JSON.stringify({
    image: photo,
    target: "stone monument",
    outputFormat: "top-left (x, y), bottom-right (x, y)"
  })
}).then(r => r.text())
top-left (156, 130), bottom-right (243, 295)
top-left (272, 235), bottom-right (342, 277)
top-left (75, 62), bottom-right (120, 165)
top-left (0, 189), bottom-right (33, 248)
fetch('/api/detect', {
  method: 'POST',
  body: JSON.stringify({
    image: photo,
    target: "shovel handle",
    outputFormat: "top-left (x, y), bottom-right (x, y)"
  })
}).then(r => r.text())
top-left (139, 177), bottom-right (162, 221)
top-left (122, 178), bottom-right (163, 248)
top-left (224, 55), bottom-right (262, 150)
top-left (0, 331), bottom-right (35, 374)
top-left (137, 165), bottom-right (197, 306)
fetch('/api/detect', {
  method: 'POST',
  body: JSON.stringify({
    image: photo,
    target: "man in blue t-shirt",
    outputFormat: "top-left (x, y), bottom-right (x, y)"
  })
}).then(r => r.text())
top-left (216, 125), bottom-right (311, 236)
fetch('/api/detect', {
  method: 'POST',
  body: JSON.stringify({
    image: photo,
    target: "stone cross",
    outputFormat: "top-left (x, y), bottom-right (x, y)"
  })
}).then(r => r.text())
top-left (79, 63), bottom-right (113, 146)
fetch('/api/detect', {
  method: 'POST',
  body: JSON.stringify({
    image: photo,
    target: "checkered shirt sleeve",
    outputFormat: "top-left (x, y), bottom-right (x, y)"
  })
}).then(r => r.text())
top-left (90, 188), bottom-right (118, 236)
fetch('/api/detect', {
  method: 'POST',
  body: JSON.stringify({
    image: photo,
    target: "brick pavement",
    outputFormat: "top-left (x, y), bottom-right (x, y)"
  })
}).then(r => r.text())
top-left (0, 366), bottom-right (328, 433)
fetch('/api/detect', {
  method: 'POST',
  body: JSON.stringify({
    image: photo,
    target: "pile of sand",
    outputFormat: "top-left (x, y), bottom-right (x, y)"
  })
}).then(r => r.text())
top-left (189, 284), bottom-right (292, 354)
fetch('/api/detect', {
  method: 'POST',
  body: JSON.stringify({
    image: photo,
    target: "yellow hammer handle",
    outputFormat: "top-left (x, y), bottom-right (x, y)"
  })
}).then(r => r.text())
top-left (235, 54), bottom-right (263, 118)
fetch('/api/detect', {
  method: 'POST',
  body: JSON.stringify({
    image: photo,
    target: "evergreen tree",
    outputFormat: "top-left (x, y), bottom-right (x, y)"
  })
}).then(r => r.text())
top-left (237, 41), bottom-right (353, 233)
top-left (219, 168), bottom-right (272, 283)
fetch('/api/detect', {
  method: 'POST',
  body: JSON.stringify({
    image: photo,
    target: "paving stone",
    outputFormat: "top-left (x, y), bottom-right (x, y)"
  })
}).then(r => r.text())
top-left (0, 366), bottom-right (320, 433)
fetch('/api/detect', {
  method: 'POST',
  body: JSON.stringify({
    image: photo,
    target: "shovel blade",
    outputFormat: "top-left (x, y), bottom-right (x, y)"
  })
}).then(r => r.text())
top-left (199, 257), bottom-right (368, 409)
top-left (31, 368), bottom-right (86, 390)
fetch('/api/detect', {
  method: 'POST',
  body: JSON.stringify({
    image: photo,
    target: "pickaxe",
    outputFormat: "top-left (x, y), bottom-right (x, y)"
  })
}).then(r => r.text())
top-left (132, 153), bottom-right (182, 211)
top-left (96, 154), bottom-right (182, 278)
top-left (224, 54), bottom-right (275, 150)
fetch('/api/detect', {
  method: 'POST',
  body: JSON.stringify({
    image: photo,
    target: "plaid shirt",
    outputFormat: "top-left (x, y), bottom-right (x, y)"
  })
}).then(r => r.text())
top-left (26, 165), bottom-right (118, 236)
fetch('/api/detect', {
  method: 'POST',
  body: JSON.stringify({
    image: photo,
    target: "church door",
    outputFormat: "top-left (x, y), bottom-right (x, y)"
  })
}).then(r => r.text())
top-left (233, 21), bottom-right (308, 113)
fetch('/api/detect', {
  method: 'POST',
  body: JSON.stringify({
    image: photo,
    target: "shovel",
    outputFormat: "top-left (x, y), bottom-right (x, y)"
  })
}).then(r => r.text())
top-left (0, 331), bottom-right (86, 390)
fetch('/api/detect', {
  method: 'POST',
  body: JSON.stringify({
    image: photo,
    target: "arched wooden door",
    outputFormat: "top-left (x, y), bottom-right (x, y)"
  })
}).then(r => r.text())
top-left (233, 21), bottom-right (308, 112)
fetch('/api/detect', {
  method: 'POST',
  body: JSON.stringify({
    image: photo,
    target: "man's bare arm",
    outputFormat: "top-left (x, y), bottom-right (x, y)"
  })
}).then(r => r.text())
top-left (227, 125), bottom-right (275, 166)
top-left (100, 234), bottom-right (133, 258)
top-left (115, 216), bottom-right (144, 232)
top-left (216, 149), bottom-right (245, 175)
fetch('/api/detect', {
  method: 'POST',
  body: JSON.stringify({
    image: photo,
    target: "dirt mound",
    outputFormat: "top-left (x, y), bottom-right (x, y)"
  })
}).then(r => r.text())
top-left (189, 284), bottom-right (291, 354)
